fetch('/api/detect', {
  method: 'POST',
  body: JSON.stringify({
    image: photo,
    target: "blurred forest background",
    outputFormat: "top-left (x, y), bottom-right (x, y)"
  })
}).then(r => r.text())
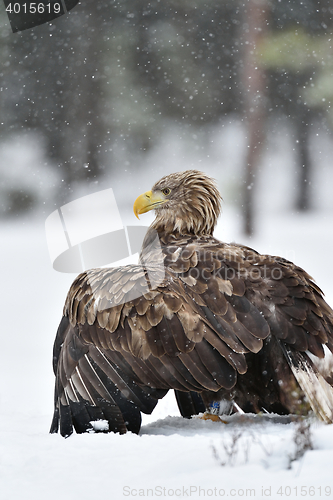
top-left (0, 0), bottom-right (333, 234)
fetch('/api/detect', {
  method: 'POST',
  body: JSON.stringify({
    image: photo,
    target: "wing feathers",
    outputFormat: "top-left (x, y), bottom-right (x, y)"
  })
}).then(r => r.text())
top-left (194, 339), bottom-right (237, 389)
top-left (88, 346), bottom-right (144, 408)
top-left (178, 351), bottom-right (222, 391)
top-left (159, 355), bottom-right (207, 391)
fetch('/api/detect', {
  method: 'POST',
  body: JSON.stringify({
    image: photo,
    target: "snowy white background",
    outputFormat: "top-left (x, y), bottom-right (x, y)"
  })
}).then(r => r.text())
top-left (1, 121), bottom-right (333, 500)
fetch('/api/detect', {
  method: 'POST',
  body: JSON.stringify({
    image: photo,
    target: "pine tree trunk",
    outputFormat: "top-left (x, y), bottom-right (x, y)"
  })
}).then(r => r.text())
top-left (296, 110), bottom-right (312, 211)
top-left (242, 0), bottom-right (268, 235)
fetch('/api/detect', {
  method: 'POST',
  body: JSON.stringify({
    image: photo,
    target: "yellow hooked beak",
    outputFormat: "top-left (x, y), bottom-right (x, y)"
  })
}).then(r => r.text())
top-left (133, 190), bottom-right (166, 219)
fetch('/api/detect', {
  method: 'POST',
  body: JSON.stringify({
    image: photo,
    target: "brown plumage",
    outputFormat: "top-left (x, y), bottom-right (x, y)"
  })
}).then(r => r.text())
top-left (51, 170), bottom-right (333, 437)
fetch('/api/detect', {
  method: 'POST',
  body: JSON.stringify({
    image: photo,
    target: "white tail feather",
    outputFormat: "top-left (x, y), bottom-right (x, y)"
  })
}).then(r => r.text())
top-left (281, 343), bottom-right (333, 424)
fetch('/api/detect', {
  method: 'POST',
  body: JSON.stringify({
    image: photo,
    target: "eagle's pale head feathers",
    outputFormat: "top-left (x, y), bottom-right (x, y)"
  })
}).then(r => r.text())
top-left (134, 170), bottom-right (221, 236)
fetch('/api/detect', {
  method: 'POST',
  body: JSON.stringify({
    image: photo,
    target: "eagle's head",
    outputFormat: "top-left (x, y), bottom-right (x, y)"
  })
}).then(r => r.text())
top-left (133, 170), bottom-right (221, 236)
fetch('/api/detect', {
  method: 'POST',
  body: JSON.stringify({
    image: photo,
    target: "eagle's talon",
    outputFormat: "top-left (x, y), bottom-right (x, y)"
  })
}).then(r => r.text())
top-left (201, 412), bottom-right (228, 424)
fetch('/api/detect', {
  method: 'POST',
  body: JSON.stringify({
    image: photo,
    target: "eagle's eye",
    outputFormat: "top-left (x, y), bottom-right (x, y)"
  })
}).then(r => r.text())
top-left (162, 188), bottom-right (171, 196)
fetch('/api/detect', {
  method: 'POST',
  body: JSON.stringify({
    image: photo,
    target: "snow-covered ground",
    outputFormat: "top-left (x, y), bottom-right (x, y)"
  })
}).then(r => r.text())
top-left (1, 123), bottom-right (333, 500)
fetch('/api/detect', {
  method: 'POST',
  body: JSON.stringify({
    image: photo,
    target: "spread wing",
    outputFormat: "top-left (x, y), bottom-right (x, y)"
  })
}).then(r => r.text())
top-left (50, 247), bottom-right (271, 437)
top-left (51, 241), bottom-right (333, 436)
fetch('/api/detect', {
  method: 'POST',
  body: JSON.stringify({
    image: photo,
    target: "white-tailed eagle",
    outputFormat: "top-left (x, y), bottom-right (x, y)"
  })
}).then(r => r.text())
top-left (50, 170), bottom-right (333, 437)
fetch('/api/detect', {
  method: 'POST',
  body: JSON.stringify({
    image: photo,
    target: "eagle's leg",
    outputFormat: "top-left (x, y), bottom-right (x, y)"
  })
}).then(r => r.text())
top-left (174, 391), bottom-right (206, 418)
top-left (174, 390), bottom-right (233, 422)
top-left (201, 399), bottom-right (233, 423)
